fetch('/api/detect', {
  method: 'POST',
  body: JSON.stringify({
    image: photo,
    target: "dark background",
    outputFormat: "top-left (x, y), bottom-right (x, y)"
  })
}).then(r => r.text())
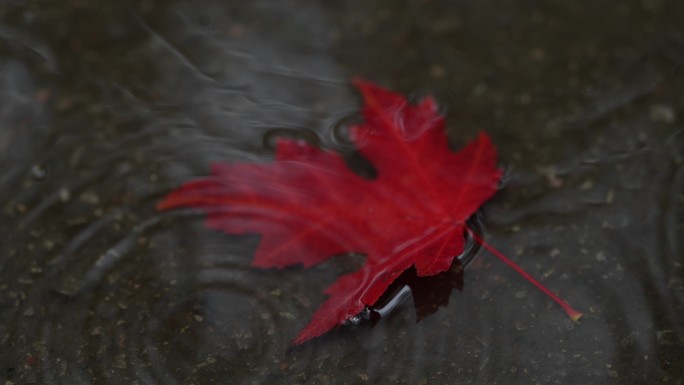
top-left (0, 1), bottom-right (682, 384)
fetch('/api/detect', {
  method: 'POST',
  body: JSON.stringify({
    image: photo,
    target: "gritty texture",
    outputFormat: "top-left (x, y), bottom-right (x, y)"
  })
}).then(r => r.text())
top-left (0, 1), bottom-right (682, 384)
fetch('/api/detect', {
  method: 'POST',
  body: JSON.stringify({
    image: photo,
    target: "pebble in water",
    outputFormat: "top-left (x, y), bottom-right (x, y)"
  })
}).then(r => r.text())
top-left (30, 164), bottom-right (49, 181)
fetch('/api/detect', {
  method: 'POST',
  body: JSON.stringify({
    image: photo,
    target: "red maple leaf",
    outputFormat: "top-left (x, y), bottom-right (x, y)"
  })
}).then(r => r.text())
top-left (158, 79), bottom-right (581, 344)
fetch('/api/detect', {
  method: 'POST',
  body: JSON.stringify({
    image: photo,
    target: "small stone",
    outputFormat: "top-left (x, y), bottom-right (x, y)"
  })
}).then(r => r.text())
top-left (657, 330), bottom-right (676, 346)
top-left (537, 165), bottom-right (562, 188)
top-left (606, 189), bottom-right (614, 204)
top-left (112, 353), bottom-right (127, 369)
top-left (595, 251), bottom-right (606, 262)
top-left (621, 332), bottom-right (638, 348)
top-left (80, 191), bottom-right (100, 205)
top-left (279, 312), bottom-right (296, 320)
top-left (30, 164), bottom-right (49, 180)
top-left (650, 104), bottom-right (675, 123)
top-left (530, 48), bottom-right (546, 60)
top-left (59, 188), bottom-right (71, 202)
top-left (580, 179), bottom-right (593, 190)
top-left (430, 65), bottom-right (445, 79)
top-left (43, 240), bottom-right (54, 251)
top-left (15, 203), bottom-right (27, 214)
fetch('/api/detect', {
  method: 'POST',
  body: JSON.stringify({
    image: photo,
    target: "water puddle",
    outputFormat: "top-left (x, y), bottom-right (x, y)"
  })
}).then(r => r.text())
top-left (0, 1), bottom-right (682, 384)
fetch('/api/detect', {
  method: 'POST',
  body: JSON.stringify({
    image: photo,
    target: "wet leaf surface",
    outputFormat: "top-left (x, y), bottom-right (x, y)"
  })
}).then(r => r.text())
top-left (158, 80), bottom-right (502, 343)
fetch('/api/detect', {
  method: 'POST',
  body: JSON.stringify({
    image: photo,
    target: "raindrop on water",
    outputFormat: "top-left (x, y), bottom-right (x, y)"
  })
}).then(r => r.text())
top-left (328, 112), bottom-right (362, 149)
top-left (261, 127), bottom-right (321, 152)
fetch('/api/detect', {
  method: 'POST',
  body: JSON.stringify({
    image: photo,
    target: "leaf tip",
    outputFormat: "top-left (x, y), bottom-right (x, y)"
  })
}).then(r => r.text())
top-left (350, 76), bottom-right (370, 89)
top-left (351, 77), bottom-right (378, 100)
top-left (156, 198), bottom-right (171, 211)
top-left (565, 307), bottom-right (583, 323)
top-left (291, 328), bottom-right (320, 346)
top-left (290, 335), bottom-right (307, 346)
top-left (351, 77), bottom-right (403, 108)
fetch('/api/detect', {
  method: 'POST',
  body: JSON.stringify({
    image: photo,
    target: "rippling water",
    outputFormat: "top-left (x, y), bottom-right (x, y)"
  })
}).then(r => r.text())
top-left (1, 1), bottom-right (682, 384)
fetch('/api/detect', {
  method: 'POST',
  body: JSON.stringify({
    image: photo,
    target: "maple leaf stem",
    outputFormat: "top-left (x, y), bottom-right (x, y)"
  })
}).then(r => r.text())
top-left (466, 228), bottom-right (583, 322)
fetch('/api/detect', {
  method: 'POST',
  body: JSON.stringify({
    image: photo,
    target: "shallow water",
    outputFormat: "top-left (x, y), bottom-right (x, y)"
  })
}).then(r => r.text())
top-left (1, 1), bottom-right (683, 384)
